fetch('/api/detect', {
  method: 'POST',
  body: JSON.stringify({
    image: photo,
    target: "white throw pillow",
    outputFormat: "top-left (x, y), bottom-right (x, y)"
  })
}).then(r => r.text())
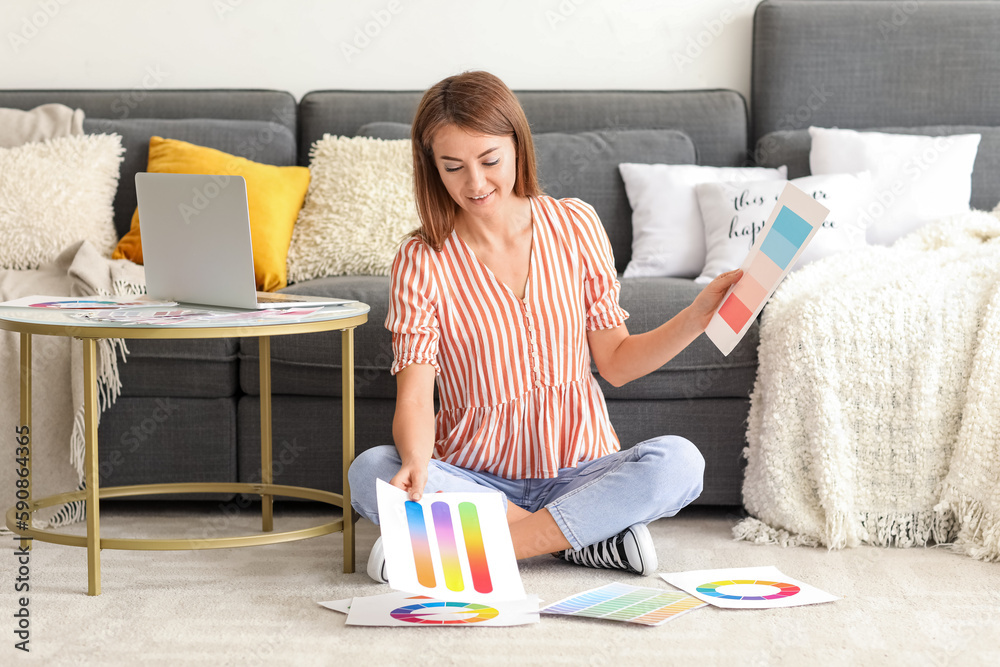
top-left (808, 127), bottom-right (981, 246)
top-left (618, 163), bottom-right (787, 279)
top-left (695, 173), bottom-right (871, 284)
top-left (286, 135), bottom-right (420, 281)
top-left (0, 134), bottom-right (123, 270)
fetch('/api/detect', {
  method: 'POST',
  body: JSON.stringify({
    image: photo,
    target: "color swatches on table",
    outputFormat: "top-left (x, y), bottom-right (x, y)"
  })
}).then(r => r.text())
top-left (696, 579), bottom-right (801, 601)
top-left (405, 500), bottom-right (493, 594)
top-left (389, 601), bottom-right (500, 625)
top-left (705, 183), bottom-right (830, 356)
top-left (541, 582), bottom-right (706, 626)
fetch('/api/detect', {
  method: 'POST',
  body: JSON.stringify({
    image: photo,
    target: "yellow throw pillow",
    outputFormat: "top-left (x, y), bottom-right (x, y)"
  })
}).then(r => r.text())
top-left (112, 136), bottom-right (310, 291)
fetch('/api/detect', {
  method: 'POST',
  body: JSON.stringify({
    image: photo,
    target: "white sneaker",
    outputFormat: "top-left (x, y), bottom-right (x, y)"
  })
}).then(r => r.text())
top-left (555, 523), bottom-right (658, 576)
top-left (366, 536), bottom-right (388, 584)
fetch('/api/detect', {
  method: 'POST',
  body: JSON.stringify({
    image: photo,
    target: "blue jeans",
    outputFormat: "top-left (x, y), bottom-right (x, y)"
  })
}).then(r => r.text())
top-left (348, 435), bottom-right (705, 551)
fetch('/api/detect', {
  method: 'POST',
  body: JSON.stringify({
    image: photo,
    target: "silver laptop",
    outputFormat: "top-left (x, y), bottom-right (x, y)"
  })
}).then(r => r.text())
top-left (135, 173), bottom-right (353, 310)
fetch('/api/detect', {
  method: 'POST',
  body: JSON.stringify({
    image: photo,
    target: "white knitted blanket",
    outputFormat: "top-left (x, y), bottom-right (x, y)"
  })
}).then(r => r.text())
top-left (0, 241), bottom-right (144, 529)
top-left (734, 206), bottom-right (1000, 562)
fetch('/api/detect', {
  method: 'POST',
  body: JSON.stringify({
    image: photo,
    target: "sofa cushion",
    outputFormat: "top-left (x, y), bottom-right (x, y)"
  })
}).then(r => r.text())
top-left (356, 121), bottom-right (411, 140)
top-left (98, 396), bottom-right (237, 499)
top-left (755, 125), bottom-right (1000, 216)
top-left (535, 129), bottom-right (697, 272)
top-left (695, 173), bottom-right (870, 282)
top-left (239, 275), bottom-right (758, 402)
top-left (619, 163), bottom-right (788, 280)
top-left (110, 135), bottom-right (308, 291)
top-left (599, 278), bottom-right (759, 401)
top-left (286, 135), bottom-right (418, 283)
top-left (83, 117), bottom-right (299, 240)
top-left (237, 395), bottom-right (397, 496)
top-left (751, 1), bottom-right (1000, 140)
top-left (120, 338), bottom-right (240, 398)
top-left (0, 134), bottom-right (122, 269)
top-left (605, 396), bottom-right (748, 506)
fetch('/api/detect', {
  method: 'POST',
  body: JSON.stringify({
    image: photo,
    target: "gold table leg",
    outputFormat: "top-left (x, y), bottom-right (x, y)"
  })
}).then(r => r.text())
top-left (82, 339), bottom-right (101, 596)
top-left (342, 327), bottom-right (355, 573)
top-left (19, 333), bottom-right (31, 552)
top-left (259, 336), bottom-right (273, 532)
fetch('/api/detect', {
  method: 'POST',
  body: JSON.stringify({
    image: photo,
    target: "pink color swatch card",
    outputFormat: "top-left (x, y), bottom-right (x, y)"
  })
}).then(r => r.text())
top-left (705, 183), bottom-right (830, 356)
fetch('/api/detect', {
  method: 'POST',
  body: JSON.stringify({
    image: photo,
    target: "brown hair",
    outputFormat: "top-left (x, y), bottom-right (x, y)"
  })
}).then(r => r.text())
top-left (410, 71), bottom-right (542, 251)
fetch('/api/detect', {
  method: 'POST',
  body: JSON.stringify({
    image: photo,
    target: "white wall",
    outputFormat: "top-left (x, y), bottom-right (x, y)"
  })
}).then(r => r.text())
top-left (3, 0), bottom-right (763, 102)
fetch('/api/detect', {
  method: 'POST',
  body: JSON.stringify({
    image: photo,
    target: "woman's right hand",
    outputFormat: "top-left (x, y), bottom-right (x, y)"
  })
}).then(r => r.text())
top-left (390, 461), bottom-right (429, 501)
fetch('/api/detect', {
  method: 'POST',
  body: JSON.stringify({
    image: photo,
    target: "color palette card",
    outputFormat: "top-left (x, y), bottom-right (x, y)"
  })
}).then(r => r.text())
top-left (705, 183), bottom-right (830, 356)
top-left (375, 479), bottom-right (526, 602)
top-left (661, 566), bottom-right (840, 609)
top-left (344, 591), bottom-right (540, 627)
top-left (541, 582), bottom-right (706, 626)
top-left (0, 295), bottom-right (177, 309)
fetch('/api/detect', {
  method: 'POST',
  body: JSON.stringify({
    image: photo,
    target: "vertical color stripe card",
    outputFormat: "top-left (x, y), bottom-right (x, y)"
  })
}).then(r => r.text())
top-left (540, 582), bottom-right (707, 626)
top-left (705, 183), bottom-right (830, 356)
top-left (405, 501), bottom-right (436, 588)
top-left (375, 479), bottom-right (525, 602)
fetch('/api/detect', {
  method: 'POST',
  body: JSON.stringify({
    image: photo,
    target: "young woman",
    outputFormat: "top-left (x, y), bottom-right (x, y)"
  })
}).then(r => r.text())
top-left (349, 71), bottom-right (743, 581)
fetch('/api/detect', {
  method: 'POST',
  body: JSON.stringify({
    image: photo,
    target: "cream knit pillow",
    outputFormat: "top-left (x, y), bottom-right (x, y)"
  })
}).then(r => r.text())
top-left (286, 135), bottom-right (419, 282)
top-left (0, 133), bottom-right (123, 269)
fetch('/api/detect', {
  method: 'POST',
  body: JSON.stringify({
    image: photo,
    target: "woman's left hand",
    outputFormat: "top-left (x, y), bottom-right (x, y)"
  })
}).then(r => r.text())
top-left (686, 269), bottom-right (744, 332)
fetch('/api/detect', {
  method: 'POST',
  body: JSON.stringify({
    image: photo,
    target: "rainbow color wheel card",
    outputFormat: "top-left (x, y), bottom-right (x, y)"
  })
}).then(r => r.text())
top-left (344, 591), bottom-right (540, 627)
top-left (660, 566), bottom-right (840, 609)
top-left (541, 582), bottom-right (706, 626)
top-left (375, 479), bottom-right (526, 602)
top-left (705, 183), bottom-right (830, 356)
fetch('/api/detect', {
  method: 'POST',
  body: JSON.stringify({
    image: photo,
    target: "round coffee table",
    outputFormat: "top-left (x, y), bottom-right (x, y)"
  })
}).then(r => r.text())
top-left (1, 301), bottom-right (369, 595)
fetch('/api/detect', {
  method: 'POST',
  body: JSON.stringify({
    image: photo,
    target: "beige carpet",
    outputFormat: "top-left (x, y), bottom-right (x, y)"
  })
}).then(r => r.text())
top-left (6, 502), bottom-right (1000, 666)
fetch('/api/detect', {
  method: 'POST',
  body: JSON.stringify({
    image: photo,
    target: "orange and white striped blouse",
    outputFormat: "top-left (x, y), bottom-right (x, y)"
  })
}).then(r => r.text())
top-left (386, 196), bottom-right (629, 479)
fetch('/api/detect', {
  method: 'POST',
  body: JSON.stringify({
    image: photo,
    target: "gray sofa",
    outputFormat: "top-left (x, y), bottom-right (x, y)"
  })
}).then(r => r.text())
top-left (5, 0), bottom-right (996, 510)
top-left (0, 86), bottom-right (756, 506)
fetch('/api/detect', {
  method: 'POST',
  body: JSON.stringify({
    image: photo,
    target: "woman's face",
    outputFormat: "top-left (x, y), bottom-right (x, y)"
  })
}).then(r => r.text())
top-left (430, 124), bottom-right (519, 222)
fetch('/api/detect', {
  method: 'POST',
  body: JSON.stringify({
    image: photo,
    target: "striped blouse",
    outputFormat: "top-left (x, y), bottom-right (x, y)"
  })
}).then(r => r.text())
top-left (385, 196), bottom-right (630, 479)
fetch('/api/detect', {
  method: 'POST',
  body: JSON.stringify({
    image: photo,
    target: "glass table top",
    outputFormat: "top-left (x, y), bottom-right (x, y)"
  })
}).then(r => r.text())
top-left (0, 300), bottom-right (370, 337)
